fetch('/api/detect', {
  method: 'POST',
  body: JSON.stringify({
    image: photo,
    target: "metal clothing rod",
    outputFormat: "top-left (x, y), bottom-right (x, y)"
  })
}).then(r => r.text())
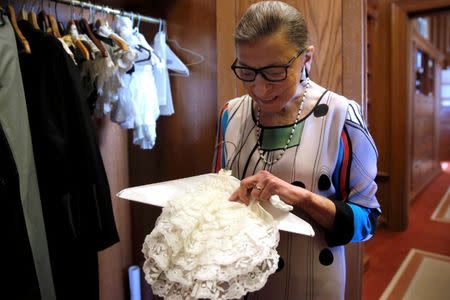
top-left (50, 0), bottom-right (164, 26)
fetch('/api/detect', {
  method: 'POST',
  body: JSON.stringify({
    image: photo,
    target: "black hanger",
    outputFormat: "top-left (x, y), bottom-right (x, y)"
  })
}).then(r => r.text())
top-left (134, 45), bottom-right (151, 63)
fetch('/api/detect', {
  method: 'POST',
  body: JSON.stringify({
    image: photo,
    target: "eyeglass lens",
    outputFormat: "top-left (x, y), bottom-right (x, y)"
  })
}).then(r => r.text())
top-left (234, 67), bottom-right (287, 82)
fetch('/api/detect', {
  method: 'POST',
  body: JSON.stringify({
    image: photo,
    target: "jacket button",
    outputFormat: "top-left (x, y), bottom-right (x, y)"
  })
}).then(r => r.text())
top-left (319, 248), bottom-right (334, 266)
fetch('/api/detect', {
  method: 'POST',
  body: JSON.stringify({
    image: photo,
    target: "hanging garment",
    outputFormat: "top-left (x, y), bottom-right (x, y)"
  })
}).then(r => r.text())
top-left (18, 20), bottom-right (119, 300)
top-left (142, 170), bottom-right (281, 300)
top-left (94, 21), bottom-right (138, 123)
top-left (0, 125), bottom-right (41, 299)
top-left (79, 38), bottom-right (121, 116)
top-left (0, 15), bottom-right (56, 300)
top-left (153, 30), bottom-right (175, 116)
top-left (115, 16), bottom-right (160, 149)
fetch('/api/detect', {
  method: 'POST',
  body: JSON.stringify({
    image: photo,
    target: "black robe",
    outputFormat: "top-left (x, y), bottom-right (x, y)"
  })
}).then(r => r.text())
top-left (18, 20), bottom-right (119, 300)
top-left (0, 124), bottom-right (41, 299)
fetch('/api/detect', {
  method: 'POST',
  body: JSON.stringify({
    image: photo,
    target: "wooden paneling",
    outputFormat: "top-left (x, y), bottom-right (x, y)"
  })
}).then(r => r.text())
top-left (409, 31), bottom-right (442, 201)
top-left (216, 0), bottom-right (237, 114)
top-left (440, 104), bottom-right (450, 160)
top-left (367, 0), bottom-right (410, 230)
top-left (430, 13), bottom-right (450, 67)
top-left (344, 0), bottom-right (367, 115)
top-left (342, 2), bottom-right (366, 299)
top-left (95, 118), bottom-right (131, 300)
top-left (299, 0), bottom-right (343, 93)
top-left (390, 2), bottom-right (412, 230)
top-left (397, 0), bottom-right (450, 13)
top-left (367, 0), bottom-right (391, 226)
top-left (440, 68), bottom-right (450, 161)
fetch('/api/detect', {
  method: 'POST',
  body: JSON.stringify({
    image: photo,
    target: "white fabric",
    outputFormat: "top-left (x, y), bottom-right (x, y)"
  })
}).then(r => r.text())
top-left (114, 16), bottom-right (160, 149)
top-left (94, 46), bottom-right (123, 116)
top-left (153, 31), bottom-right (175, 115)
top-left (79, 41), bottom-right (122, 117)
top-left (142, 170), bottom-right (281, 299)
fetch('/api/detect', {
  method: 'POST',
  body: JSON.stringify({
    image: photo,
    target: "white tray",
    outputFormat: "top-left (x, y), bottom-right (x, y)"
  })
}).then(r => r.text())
top-left (117, 173), bottom-right (314, 237)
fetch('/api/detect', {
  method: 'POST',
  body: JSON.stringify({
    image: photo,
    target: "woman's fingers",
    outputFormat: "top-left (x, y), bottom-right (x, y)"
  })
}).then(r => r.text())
top-left (229, 182), bottom-right (252, 205)
top-left (229, 171), bottom-right (279, 204)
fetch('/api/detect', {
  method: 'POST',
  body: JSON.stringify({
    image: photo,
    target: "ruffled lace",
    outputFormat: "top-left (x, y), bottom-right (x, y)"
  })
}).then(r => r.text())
top-left (142, 170), bottom-right (280, 299)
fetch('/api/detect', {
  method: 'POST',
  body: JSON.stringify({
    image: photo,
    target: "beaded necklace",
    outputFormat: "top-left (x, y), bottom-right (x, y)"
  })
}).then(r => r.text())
top-left (255, 78), bottom-right (310, 165)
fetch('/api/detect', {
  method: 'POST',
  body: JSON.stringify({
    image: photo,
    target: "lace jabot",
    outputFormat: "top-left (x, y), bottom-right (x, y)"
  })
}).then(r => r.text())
top-left (142, 170), bottom-right (282, 299)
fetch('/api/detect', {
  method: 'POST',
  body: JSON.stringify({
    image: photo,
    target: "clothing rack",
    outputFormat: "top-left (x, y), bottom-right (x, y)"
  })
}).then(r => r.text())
top-left (50, 0), bottom-right (165, 29)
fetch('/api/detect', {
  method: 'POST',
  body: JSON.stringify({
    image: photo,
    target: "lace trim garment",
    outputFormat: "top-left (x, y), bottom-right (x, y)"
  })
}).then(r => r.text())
top-left (142, 170), bottom-right (286, 299)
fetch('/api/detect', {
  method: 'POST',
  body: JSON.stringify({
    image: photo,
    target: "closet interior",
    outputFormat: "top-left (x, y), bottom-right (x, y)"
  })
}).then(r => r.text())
top-left (1, 0), bottom-right (216, 299)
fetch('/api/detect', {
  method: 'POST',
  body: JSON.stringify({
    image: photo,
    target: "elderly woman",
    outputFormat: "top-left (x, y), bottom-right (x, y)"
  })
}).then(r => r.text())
top-left (214, 1), bottom-right (381, 299)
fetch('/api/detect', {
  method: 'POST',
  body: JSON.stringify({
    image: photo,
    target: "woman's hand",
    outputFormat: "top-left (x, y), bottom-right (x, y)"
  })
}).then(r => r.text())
top-left (229, 170), bottom-right (305, 206)
top-left (229, 170), bottom-right (336, 230)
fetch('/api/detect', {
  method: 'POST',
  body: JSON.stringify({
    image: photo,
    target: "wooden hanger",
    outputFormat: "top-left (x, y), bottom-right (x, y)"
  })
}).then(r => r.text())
top-left (79, 18), bottom-right (107, 57)
top-left (48, 14), bottom-right (61, 38)
top-left (68, 20), bottom-right (90, 61)
top-left (6, 5), bottom-right (31, 54)
top-left (37, 10), bottom-right (53, 35)
top-left (19, 6), bottom-right (28, 21)
top-left (110, 33), bottom-right (129, 51)
top-left (28, 9), bottom-right (40, 30)
top-left (95, 19), bottom-right (129, 51)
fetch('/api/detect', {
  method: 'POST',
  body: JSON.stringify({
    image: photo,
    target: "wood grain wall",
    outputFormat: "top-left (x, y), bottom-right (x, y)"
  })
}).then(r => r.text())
top-left (409, 31), bottom-right (443, 201)
top-left (430, 12), bottom-right (450, 67)
top-left (367, 0), bottom-right (392, 226)
top-left (440, 69), bottom-right (450, 161)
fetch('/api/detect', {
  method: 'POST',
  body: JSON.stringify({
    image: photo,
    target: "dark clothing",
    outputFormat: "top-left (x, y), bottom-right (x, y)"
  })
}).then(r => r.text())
top-left (0, 124), bottom-right (41, 299)
top-left (17, 20), bottom-right (119, 300)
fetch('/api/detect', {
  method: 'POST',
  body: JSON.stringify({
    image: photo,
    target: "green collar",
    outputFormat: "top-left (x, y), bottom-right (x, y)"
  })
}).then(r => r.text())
top-left (259, 121), bottom-right (304, 150)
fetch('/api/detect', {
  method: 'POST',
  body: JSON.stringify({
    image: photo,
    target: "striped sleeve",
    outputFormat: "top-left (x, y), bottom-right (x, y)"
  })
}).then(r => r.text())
top-left (326, 102), bottom-right (381, 246)
top-left (213, 102), bottom-right (229, 172)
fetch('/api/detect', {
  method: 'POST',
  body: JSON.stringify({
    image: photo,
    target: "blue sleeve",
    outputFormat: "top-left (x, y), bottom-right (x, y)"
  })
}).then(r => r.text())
top-left (325, 201), bottom-right (381, 246)
top-left (326, 103), bottom-right (381, 246)
top-left (348, 203), bottom-right (381, 242)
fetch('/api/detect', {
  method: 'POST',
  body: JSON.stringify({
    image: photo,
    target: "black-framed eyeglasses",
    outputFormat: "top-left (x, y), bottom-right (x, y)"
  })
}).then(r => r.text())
top-left (231, 48), bottom-right (305, 82)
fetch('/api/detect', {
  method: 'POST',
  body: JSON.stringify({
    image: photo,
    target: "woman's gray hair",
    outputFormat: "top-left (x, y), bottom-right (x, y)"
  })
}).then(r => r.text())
top-left (235, 1), bottom-right (308, 51)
